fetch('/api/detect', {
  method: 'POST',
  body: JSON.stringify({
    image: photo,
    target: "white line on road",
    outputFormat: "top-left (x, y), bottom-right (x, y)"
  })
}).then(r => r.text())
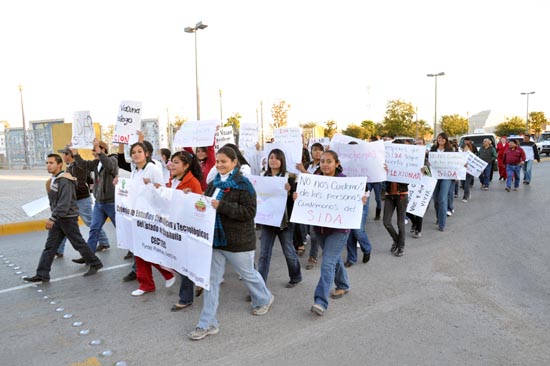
top-left (0, 263), bottom-right (131, 295)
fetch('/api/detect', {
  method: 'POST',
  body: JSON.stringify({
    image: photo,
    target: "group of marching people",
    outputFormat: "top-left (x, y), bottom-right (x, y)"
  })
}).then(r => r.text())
top-left (23, 128), bottom-right (541, 342)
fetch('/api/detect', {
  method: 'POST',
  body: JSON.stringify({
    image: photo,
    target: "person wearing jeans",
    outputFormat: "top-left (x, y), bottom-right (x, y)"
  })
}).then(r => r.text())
top-left (430, 133), bottom-right (455, 231)
top-left (519, 135), bottom-right (540, 184)
top-left (345, 192), bottom-right (372, 266)
top-left (503, 139), bottom-right (526, 191)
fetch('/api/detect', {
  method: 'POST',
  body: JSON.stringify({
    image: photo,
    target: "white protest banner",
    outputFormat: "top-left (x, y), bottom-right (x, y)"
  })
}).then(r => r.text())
top-left (71, 111), bottom-right (95, 149)
top-left (248, 175), bottom-right (288, 227)
top-left (22, 196), bottom-right (50, 217)
top-left (172, 120), bottom-right (219, 148)
top-left (308, 137), bottom-right (330, 150)
top-left (239, 123), bottom-right (259, 150)
top-left (385, 143), bottom-right (426, 184)
top-left (113, 101), bottom-right (142, 144)
top-left (406, 175), bottom-right (437, 218)
top-left (523, 145), bottom-right (534, 161)
top-left (466, 151), bottom-right (488, 177)
top-left (272, 127), bottom-right (303, 174)
top-left (215, 126), bottom-right (235, 151)
top-left (428, 152), bottom-right (467, 180)
top-left (115, 178), bottom-right (215, 290)
top-left (290, 174), bottom-right (366, 229)
top-left (331, 140), bottom-right (386, 182)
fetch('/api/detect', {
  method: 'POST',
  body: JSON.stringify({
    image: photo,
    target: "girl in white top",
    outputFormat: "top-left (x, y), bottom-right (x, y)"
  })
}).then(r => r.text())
top-left (128, 142), bottom-right (175, 296)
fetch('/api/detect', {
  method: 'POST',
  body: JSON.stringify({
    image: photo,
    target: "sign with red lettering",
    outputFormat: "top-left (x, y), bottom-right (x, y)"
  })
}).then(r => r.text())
top-left (113, 100), bottom-right (142, 144)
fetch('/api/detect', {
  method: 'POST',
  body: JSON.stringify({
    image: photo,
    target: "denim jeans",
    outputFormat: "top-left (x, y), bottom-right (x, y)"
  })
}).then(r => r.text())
top-left (178, 274), bottom-right (195, 305)
top-left (383, 194), bottom-right (407, 248)
top-left (367, 182), bottom-right (382, 210)
top-left (463, 174), bottom-right (474, 200)
top-left (523, 160), bottom-right (533, 183)
top-left (433, 179), bottom-right (451, 230)
top-left (36, 217), bottom-right (101, 279)
top-left (197, 249), bottom-right (272, 329)
top-left (448, 180), bottom-right (455, 211)
top-left (258, 224), bottom-right (302, 284)
top-left (346, 198), bottom-right (372, 263)
top-left (480, 163), bottom-right (493, 187)
top-left (57, 196), bottom-right (110, 254)
top-left (87, 201), bottom-right (116, 253)
top-left (506, 164), bottom-right (522, 188)
top-left (313, 231), bottom-right (350, 309)
top-left (308, 230), bottom-right (321, 259)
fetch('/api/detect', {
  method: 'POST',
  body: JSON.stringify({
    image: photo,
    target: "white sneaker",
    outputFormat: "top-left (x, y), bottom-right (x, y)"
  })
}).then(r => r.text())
top-left (188, 326), bottom-right (219, 341)
top-left (252, 295), bottom-right (274, 316)
top-left (165, 276), bottom-right (176, 288)
top-left (446, 211), bottom-right (452, 217)
top-left (131, 289), bottom-right (147, 296)
top-left (462, 199), bottom-right (468, 203)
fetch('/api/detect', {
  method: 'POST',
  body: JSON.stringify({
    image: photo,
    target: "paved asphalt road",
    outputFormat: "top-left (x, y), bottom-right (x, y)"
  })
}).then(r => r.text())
top-left (1, 162), bottom-right (549, 366)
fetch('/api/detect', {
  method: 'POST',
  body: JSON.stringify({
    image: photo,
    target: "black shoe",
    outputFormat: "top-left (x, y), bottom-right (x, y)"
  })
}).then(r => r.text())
top-left (390, 243), bottom-right (398, 253)
top-left (23, 275), bottom-right (49, 283)
top-left (123, 251), bottom-right (134, 260)
top-left (362, 252), bottom-right (371, 263)
top-left (123, 271), bottom-right (137, 282)
top-left (96, 244), bottom-right (110, 252)
top-left (394, 248), bottom-right (404, 257)
top-left (83, 263), bottom-right (103, 277)
top-left (344, 261), bottom-right (353, 268)
top-left (374, 208), bottom-right (381, 220)
top-left (72, 257), bottom-right (86, 264)
top-left (55, 253), bottom-right (64, 259)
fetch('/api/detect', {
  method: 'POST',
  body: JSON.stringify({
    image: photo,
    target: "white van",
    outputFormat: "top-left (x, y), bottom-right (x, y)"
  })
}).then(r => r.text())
top-left (537, 131), bottom-right (550, 156)
top-left (459, 133), bottom-right (497, 150)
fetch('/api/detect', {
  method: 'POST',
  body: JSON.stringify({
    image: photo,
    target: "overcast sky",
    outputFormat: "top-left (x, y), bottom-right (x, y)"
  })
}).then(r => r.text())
top-left (1, 0), bottom-right (547, 131)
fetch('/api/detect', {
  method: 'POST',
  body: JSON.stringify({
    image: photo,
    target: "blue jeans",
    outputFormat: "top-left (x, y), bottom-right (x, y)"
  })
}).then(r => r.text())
top-left (87, 201), bottom-right (116, 253)
top-left (367, 182), bottom-right (382, 210)
top-left (480, 162), bottom-right (492, 187)
top-left (57, 196), bottom-right (110, 254)
top-left (433, 179), bottom-right (451, 230)
top-left (506, 164), bottom-right (522, 188)
top-left (523, 160), bottom-right (533, 183)
top-left (463, 174), bottom-right (474, 200)
top-left (178, 273), bottom-right (195, 305)
top-left (346, 198), bottom-right (372, 263)
top-left (448, 180), bottom-right (455, 211)
top-left (313, 231), bottom-right (350, 309)
top-left (258, 224), bottom-right (302, 284)
top-left (197, 249), bottom-right (272, 329)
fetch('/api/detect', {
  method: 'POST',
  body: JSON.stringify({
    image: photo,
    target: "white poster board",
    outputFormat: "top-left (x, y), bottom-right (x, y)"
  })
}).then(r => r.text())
top-left (239, 123), bottom-right (259, 150)
top-left (466, 151), bottom-right (488, 177)
top-left (406, 175), bottom-right (438, 218)
top-left (331, 139), bottom-right (386, 183)
top-left (385, 144), bottom-right (426, 184)
top-left (428, 152), bottom-right (467, 180)
top-left (172, 120), bottom-right (219, 148)
top-left (113, 101), bottom-right (142, 144)
top-left (248, 175), bottom-right (288, 227)
top-left (271, 127), bottom-right (304, 174)
top-left (22, 196), bottom-right (50, 217)
top-left (308, 137), bottom-right (330, 150)
top-left (115, 179), bottom-right (215, 290)
top-left (71, 111), bottom-right (95, 149)
top-left (290, 174), bottom-right (366, 229)
top-left (215, 126), bottom-right (235, 151)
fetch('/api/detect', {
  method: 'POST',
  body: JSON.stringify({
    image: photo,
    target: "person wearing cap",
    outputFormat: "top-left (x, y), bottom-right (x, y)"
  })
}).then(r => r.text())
top-left (23, 153), bottom-right (103, 282)
top-left (71, 138), bottom-right (119, 261)
top-left (55, 145), bottom-right (111, 257)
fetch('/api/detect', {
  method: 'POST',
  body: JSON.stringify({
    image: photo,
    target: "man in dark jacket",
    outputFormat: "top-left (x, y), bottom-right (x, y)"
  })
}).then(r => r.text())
top-left (23, 154), bottom-right (103, 282)
top-left (519, 135), bottom-right (540, 185)
top-left (55, 146), bottom-right (111, 257)
top-left (72, 139), bottom-right (118, 257)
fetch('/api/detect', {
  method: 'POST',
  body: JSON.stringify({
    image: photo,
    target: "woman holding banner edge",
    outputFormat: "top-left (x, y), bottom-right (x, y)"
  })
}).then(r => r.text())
top-left (430, 133), bottom-right (455, 232)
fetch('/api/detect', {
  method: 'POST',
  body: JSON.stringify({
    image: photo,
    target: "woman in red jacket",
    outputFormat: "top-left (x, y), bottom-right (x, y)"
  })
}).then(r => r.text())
top-left (496, 136), bottom-right (509, 180)
top-left (166, 150), bottom-right (204, 311)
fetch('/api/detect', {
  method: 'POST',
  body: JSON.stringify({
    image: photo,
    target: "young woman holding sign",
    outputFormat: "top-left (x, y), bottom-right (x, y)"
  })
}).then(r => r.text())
top-left (430, 133), bottom-right (455, 232)
top-left (188, 146), bottom-right (273, 341)
top-left (128, 142), bottom-right (176, 296)
top-left (257, 148), bottom-right (302, 288)
top-left (165, 151), bottom-right (204, 311)
top-left (295, 150), bottom-right (367, 316)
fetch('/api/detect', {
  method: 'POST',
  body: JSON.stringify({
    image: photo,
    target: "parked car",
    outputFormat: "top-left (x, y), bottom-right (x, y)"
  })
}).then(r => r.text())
top-left (537, 131), bottom-right (550, 156)
top-left (458, 133), bottom-right (497, 150)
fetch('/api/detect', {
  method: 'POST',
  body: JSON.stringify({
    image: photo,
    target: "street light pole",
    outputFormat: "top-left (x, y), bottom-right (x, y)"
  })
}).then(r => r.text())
top-left (520, 91), bottom-right (535, 134)
top-left (427, 72), bottom-right (445, 137)
top-left (219, 90), bottom-right (223, 121)
top-left (185, 21), bottom-right (208, 120)
top-left (18, 84), bottom-right (30, 169)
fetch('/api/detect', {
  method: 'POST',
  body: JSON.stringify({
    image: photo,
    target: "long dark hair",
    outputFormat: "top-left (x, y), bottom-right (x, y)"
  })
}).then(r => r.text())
top-left (223, 143), bottom-right (249, 166)
top-left (431, 133), bottom-right (453, 152)
top-left (130, 142), bottom-right (151, 162)
top-left (320, 150), bottom-right (343, 175)
top-left (171, 150), bottom-right (203, 181)
top-left (266, 148), bottom-right (287, 176)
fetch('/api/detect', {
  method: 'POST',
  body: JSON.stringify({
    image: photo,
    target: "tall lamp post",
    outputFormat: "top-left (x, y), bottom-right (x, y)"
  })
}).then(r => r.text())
top-left (427, 72), bottom-right (445, 137)
top-left (185, 21), bottom-right (208, 120)
top-left (219, 89), bottom-right (223, 121)
top-left (520, 91), bottom-right (535, 134)
top-left (18, 84), bottom-right (30, 169)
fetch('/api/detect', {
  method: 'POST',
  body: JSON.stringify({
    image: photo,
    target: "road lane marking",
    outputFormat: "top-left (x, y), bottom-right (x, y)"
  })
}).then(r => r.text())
top-left (0, 263), bottom-right (131, 295)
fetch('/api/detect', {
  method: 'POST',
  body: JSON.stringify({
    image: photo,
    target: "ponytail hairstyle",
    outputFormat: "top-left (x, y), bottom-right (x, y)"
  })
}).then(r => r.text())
top-left (322, 150), bottom-right (343, 174)
top-left (171, 150), bottom-right (203, 182)
top-left (223, 143), bottom-right (249, 166)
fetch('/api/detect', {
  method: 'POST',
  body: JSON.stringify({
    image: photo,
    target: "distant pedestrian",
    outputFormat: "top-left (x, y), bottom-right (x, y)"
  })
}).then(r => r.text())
top-left (519, 135), bottom-right (540, 185)
top-left (496, 136), bottom-right (509, 180)
top-left (478, 138), bottom-right (497, 190)
top-left (503, 139), bottom-right (526, 191)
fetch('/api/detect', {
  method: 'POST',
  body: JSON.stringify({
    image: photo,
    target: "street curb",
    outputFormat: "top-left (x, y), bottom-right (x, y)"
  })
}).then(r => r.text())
top-left (0, 218), bottom-right (88, 236)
